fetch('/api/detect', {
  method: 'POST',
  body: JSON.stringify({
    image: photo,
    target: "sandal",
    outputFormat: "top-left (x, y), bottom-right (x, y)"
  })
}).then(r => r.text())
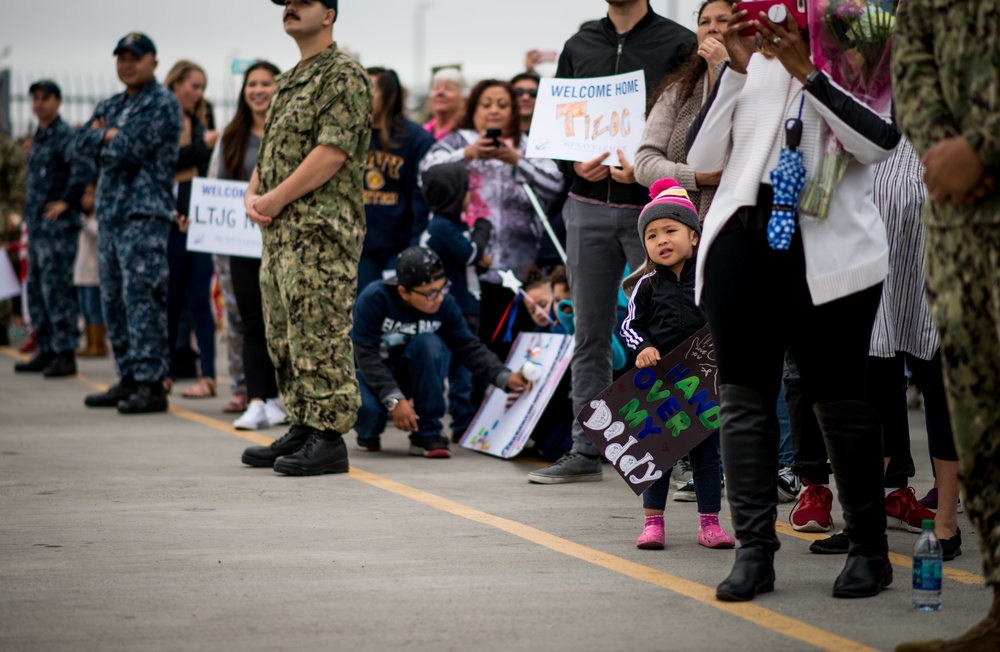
top-left (163, 378), bottom-right (173, 395)
top-left (181, 377), bottom-right (217, 399)
top-left (223, 393), bottom-right (248, 413)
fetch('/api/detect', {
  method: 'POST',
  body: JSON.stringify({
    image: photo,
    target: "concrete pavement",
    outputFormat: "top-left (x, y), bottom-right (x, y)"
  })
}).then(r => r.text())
top-left (0, 347), bottom-right (991, 652)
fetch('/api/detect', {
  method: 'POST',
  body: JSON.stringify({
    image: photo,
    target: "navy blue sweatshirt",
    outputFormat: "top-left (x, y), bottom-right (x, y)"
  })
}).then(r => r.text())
top-left (351, 280), bottom-right (512, 402)
top-left (363, 119), bottom-right (434, 257)
top-left (620, 259), bottom-right (705, 355)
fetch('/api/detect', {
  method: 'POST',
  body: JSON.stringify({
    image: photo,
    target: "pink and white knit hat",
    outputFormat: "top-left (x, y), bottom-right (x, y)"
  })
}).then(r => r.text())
top-left (637, 178), bottom-right (700, 239)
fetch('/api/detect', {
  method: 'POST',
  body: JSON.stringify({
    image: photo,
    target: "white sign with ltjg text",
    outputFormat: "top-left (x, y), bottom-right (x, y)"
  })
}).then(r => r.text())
top-left (525, 70), bottom-right (646, 166)
top-left (185, 177), bottom-right (262, 259)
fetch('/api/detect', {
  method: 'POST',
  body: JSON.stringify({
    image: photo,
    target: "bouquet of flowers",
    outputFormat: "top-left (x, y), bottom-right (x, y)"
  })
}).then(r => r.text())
top-left (798, 0), bottom-right (896, 219)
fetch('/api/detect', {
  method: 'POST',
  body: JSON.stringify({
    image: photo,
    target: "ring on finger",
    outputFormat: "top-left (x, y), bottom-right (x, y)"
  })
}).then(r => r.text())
top-left (773, 36), bottom-right (782, 44)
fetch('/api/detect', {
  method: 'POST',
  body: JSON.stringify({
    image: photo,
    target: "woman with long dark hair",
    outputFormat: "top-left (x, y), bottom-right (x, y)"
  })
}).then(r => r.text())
top-left (207, 61), bottom-right (287, 431)
top-left (634, 0), bottom-right (732, 217)
top-left (164, 60), bottom-right (220, 398)
top-left (357, 67), bottom-right (434, 292)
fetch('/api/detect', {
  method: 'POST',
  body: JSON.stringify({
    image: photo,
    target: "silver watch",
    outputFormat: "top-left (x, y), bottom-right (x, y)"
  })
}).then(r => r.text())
top-left (383, 397), bottom-right (400, 411)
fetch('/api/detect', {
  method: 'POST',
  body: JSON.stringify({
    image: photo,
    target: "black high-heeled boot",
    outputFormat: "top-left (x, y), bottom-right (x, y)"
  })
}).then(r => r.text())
top-left (715, 385), bottom-right (781, 602)
top-left (813, 400), bottom-right (893, 599)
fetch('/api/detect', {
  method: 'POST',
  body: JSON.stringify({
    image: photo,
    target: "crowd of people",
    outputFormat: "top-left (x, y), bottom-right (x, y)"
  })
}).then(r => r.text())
top-left (0, 1), bottom-right (996, 649)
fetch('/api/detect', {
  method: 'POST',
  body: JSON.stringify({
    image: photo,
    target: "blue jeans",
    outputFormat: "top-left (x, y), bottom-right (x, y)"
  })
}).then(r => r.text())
top-left (355, 334), bottom-right (450, 444)
top-left (642, 431), bottom-right (723, 514)
top-left (77, 286), bottom-right (104, 325)
top-left (166, 226), bottom-right (216, 379)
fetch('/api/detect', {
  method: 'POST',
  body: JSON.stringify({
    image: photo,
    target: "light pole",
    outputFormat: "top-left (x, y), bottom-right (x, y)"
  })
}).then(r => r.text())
top-left (413, 2), bottom-right (432, 96)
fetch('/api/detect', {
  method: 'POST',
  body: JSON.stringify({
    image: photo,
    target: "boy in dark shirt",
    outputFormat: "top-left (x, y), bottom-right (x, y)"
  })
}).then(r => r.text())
top-left (351, 246), bottom-right (530, 458)
top-left (420, 162), bottom-right (493, 442)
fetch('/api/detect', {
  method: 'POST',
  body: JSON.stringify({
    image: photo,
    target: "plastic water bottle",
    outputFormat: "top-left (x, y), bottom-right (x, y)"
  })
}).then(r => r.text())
top-left (912, 519), bottom-right (942, 611)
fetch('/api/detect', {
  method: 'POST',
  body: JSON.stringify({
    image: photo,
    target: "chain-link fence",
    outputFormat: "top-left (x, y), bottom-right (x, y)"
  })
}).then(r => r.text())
top-left (1, 68), bottom-right (237, 138)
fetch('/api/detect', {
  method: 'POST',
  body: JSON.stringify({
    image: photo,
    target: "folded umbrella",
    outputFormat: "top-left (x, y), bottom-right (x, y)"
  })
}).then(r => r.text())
top-left (767, 99), bottom-right (807, 251)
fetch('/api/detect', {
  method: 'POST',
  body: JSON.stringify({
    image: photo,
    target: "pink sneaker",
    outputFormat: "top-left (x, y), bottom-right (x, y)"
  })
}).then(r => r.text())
top-left (698, 522), bottom-right (736, 549)
top-left (636, 522), bottom-right (665, 550)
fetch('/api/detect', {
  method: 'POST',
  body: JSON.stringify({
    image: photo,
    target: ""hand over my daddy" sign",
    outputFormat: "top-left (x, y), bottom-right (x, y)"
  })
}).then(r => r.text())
top-left (578, 325), bottom-right (720, 496)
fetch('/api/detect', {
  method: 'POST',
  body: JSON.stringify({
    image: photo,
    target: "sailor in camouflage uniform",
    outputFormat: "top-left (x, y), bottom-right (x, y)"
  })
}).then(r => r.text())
top-left (13, 81), bottom-right (96, 378)
top-left (73, 33), bottom-right (181, 415)
top-left (240, 0), bottom-right (373, 476)
top-left (0, 127), bottom-right (26, 345)
top-left (892, 2), bottom-right (1000, 650)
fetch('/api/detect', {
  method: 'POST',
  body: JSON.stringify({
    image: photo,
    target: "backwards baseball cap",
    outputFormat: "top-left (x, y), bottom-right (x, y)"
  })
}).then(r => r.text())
top-left (271, 0), bottom-right (338, 17)
top-left (28, 80), bottom-right (62, 100)
top-left (114, 32), bottom-right (157, 57)
top-left (393, 246), bottom-right (445, 289)
top-left (638, 178), bottom-right (700, 239)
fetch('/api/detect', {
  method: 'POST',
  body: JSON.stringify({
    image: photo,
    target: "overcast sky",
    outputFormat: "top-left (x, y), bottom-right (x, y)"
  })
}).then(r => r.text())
top-left (2, 0), bottom-right (704, 132)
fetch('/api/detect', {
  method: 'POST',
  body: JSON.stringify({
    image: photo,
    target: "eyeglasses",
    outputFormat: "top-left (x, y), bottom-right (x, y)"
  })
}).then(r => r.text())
top-left (409, 279), bottom-right (451, 301)
top-left (514, 88), bottom-right (538, 99)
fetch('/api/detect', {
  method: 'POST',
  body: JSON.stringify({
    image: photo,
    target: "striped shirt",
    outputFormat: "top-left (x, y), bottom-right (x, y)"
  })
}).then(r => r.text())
top-left (869, 139), bottom-right (940, 359)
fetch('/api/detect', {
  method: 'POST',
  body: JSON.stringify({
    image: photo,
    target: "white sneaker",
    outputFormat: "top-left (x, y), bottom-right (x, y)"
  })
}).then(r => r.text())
top-left (233, 401), bottom-right (268, 431)
top-left (263, 399), bottom-right (287, 428)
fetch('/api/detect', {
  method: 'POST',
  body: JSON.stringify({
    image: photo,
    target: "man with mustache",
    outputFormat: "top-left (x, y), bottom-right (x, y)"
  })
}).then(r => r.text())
top-left (240, 0), bottom-right (374, 476)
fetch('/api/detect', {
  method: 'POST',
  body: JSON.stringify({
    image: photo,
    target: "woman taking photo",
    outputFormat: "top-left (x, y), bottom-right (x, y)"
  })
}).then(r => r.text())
top-left (419, 79), bottom-right (564, 353)
top-left (165, 60), bottom-right (220, 398)
top-left (634, 0), bottom-right (732, 215)
top-left (207, 61), bottom-right (287, 431)
top-left (358, 67), bottom-right (434, 292)
top-left (687, 12), bottom-right (900, 601)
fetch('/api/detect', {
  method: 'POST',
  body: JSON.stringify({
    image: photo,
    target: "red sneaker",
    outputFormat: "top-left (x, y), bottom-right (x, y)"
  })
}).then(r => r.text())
top-left (18, 332), bottom-right (36, 353)
top-left (790, 479), bottom-right (833, 532)
top-left (886, 487), bottom-right (937, 533)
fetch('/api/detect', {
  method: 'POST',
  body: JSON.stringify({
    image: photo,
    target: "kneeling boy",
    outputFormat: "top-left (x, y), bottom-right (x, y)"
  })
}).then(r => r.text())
top-left (351, 246), bottom-right (530, 458)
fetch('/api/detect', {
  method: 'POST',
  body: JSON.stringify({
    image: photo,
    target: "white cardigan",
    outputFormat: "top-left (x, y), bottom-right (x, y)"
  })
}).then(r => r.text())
top-left (687, 55), bottom-right (896, 306)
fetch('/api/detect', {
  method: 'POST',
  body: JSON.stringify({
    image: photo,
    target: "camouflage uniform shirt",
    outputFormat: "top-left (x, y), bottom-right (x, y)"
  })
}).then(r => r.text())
top-left (26, 116), bottom-right (96, 231)
top-left (73, 79), bottom-right (181, 224)
top-left (0, 131), bottom-right (26, 222)
top-left (257, 42), bottom-right (373, 236)
top-left (892, 0), bottom-right (1000, 225)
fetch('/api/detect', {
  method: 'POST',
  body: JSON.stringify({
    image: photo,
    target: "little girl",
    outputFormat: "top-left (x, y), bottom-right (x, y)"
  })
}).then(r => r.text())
top-left (620, 178), bottom-right (734, 551)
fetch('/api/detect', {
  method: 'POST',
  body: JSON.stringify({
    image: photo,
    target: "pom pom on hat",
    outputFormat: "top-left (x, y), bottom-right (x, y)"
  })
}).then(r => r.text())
top-left (638, 178), bottom-right (700, 239)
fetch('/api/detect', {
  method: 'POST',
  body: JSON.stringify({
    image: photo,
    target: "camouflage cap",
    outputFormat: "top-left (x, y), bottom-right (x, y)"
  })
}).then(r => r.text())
top-left (393, 246), bottom-right (444, 289)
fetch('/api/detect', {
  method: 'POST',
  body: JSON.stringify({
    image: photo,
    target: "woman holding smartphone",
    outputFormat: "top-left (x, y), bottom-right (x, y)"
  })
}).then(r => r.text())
top-left (686, 9), bottom-right (900, 602)
top-left (419, 79), bottom-right (564, 352)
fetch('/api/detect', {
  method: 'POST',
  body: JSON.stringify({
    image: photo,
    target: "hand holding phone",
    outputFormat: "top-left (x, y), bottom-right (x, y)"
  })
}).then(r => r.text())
top-left (735, 0), bottom-right (807, 37)
top-left (485, 127), bottom-right (503, 147)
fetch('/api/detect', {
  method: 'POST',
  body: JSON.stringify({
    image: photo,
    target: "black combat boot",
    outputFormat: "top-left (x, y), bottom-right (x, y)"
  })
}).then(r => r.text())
top-left (273, 430), bottom-right (349, 476)
top-left (241, 425), bottom-right (314, 468)
top-left (85, 375), bottom-right (137, 407)
top-left (814, 400), bottom-right (893, 599)
top-left (116, 381), bottom-right (169, 414)
top-left (715, 385), bottom-right (780, 602)
top-left (43, 351), bottom-right (77, 378)
top-left (14, 351), bottom-right (54, 373)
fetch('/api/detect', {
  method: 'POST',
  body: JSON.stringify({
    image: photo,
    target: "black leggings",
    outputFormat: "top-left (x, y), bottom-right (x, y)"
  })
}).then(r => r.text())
top-left (702, 225), bottom-right (883, 409)
top-left (230, 255), bottom-right (279, 401)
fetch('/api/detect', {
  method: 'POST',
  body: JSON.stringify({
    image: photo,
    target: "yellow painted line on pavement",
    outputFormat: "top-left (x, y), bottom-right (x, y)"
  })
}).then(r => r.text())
top-left (775, 522), bottom-right (983, 585)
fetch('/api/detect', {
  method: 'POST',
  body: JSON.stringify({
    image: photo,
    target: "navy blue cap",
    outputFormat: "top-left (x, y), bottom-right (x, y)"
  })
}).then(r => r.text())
top-left (272, 0), bottom-right (337, 10)
top-left (114, 32), bottom-right (157, 57)
top-left (29, 80), bottom-right (62, 100)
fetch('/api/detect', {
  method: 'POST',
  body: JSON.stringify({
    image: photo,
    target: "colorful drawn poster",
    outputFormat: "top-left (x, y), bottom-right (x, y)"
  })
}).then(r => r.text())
top-left (578, 325), bottom-right (720, 496)
top-left (525, 70), bottom-right (646, 166)
top-left (0, 253), bottom-right (20, 301)
top-left (461, 333), bottom-right (574, 459)
top-left (185, 177), bottom-right (262, 259)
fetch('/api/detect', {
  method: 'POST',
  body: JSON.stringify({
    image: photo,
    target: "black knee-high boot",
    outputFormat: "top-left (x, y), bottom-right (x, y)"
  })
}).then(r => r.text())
top-left (716, 384), bottom-right (780, 602)
top-left (814, 400), bottom-right (893, 598)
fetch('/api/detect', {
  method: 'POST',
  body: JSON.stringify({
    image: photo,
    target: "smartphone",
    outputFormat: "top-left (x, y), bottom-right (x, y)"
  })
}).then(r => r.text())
top-left (736, 0), bottom-right (807, 37)
top-left (485, 128), bottom-right (502, 147)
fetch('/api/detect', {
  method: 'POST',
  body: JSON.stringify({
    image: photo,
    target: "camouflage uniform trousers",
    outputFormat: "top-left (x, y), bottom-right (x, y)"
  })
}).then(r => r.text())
top-left (260, 220), bottom-right (361, 434)
top-left (924, 221), bottom-right (1000, 586)
top-left (98, 216), bottom-right (171, 383)
top-left (213, 254), bottom-right (246, 396)
top-left (26, 223), bottom-right (80, 354)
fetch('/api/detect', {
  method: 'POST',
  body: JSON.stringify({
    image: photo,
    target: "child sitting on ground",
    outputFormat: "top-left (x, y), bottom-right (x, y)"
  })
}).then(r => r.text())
top-left (620, 178), bottom-right (735, 551)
